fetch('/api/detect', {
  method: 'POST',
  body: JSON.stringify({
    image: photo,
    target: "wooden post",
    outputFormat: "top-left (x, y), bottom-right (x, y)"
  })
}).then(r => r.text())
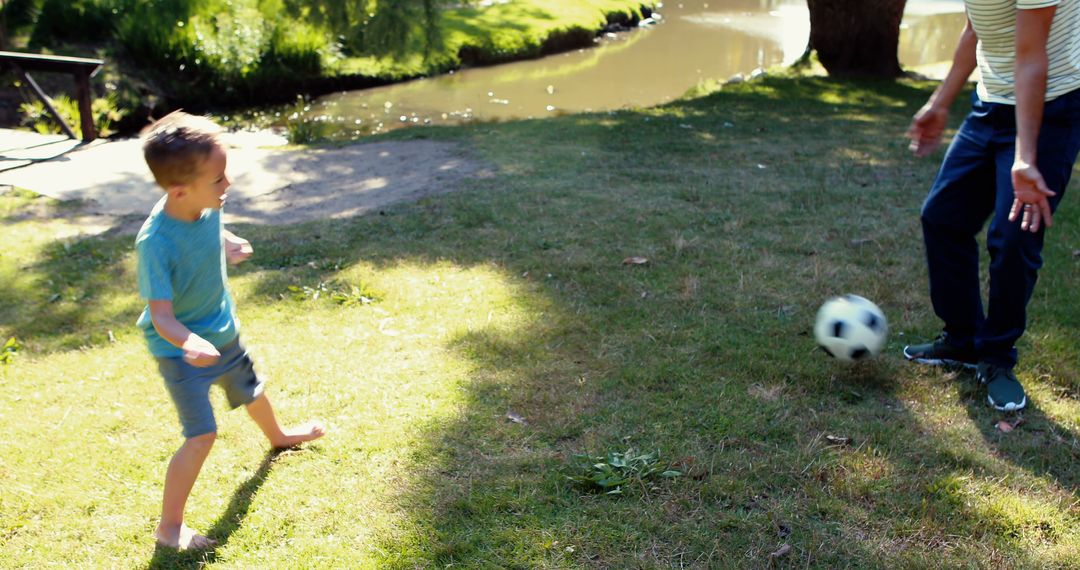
top-left (74, 71), bottom-right (95, 142)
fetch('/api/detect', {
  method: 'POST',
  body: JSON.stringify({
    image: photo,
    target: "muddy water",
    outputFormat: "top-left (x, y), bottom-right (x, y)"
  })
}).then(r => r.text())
top-left (304, 0), bottom-right (966, 136)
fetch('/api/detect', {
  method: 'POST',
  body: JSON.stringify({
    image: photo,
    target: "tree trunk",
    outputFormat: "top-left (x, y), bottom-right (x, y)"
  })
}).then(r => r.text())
top-left (807, 0), bottom-right (908, 78)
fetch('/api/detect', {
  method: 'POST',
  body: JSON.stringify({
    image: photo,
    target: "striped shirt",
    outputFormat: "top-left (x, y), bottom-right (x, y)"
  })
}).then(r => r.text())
top-left (966, 0), bottom-right (1080, 103)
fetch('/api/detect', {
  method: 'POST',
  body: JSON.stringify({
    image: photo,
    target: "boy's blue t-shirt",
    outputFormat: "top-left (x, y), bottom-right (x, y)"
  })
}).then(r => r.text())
top-left (135, 196), bottom-right (238, 357)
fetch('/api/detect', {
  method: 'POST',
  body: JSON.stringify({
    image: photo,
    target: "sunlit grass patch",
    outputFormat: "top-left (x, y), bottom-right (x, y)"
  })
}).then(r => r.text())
top-left (928, 472), bottom-right (1078, 544)
top-left (1, 248), bottom-right (548, 566)
top-left (5, 76), bottom-right (1080, 567)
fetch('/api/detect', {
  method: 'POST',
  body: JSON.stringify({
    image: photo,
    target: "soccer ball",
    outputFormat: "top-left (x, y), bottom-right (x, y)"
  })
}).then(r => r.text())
top-left (814, 294), bottom-right (888, 361)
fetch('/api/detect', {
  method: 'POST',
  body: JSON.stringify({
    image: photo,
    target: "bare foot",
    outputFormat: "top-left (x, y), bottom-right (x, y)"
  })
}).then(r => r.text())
top-left (155, 523), bottom-right (217, 550)
top-left (271, 422), bottom-right (326, 449)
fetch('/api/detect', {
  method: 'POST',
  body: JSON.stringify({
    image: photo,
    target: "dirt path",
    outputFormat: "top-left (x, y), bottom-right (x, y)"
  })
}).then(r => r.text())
top-left (0, 130), bottom-right (492, 233)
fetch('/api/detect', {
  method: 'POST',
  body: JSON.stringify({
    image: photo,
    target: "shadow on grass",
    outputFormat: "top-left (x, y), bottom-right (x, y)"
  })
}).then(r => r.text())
top-left (0, 138), bottom-right (479, 354)
top-left (223, 76), bottom-right (1080, 565)
top-left (0, 218), bottom-right (138, 352)
top-left (145, 448), bottom-right (286, 570)
top-left (965, 392), bottom-right (1080, 492)
top-left (11, 75), bottom-right (1079, 566)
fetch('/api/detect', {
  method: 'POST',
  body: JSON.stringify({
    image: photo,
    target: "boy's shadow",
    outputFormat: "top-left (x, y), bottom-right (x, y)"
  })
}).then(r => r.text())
top-left (146, 448), bottom-right (286, 570)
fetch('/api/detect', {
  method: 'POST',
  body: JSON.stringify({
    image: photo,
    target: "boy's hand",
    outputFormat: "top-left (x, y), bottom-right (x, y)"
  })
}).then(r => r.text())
top-left (224, 233), bottom-right (253, 265)
top-left (182, 336), bottom-right (220, 367)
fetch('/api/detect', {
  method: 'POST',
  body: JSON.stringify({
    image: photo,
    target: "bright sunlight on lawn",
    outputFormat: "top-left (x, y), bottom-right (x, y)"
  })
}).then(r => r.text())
top-left (3, 74), bottom-right (1080, 568)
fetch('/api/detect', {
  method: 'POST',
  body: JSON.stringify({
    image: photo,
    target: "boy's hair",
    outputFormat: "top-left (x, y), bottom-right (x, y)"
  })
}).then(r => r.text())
top-left (142, 111), bottom-right (223, 188)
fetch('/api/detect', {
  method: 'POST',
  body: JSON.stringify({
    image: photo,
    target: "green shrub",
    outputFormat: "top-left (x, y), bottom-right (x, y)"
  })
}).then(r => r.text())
top-left (19, 92), bottom-right (127, 138)
top-left (189, 3), bottom-right (267, 77)
top-left (115, 0), bottom-right (202, 76)
top-left (1, 0), bottom-right (43, 43)
top-left (30, 0), bottom-right (129, 46)
top-left (285, 115), bottom-right (332, 144)
top-left (113, 0), bottom-right (328, 104)
top-left (261, 21), bottom-right (326, 76)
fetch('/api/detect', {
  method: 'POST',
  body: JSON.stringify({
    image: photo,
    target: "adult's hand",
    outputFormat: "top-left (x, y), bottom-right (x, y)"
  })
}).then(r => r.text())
top-left (1008, 160), bottom-right (1055, 232)
top-left (906, 104), bottom-right (949, 157)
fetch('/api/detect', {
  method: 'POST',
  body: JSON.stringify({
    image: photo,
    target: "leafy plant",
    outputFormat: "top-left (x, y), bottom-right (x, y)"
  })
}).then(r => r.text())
top-left (366, 0), bottom-right (446, 59)
top-left (287, 280), bottom-right (381, 306)
top-left (18, 93), bottom-right (127, 138)
top-left (1, 337), bottom-right (21, 364)
top-left (29, 0), bottom-right (125, 46)
top-left (329, 283), bottom-right (379, 307)
top-left (285, 116), bottom-right (333, 144)
top-left (566, 448), bottom-right (681, 495)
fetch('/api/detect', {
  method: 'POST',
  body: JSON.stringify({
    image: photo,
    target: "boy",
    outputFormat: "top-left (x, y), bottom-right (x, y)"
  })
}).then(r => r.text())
top-left (137, 111), bottom-right (325, 550)
top-left (904, 1), bottom-right (1080, 410)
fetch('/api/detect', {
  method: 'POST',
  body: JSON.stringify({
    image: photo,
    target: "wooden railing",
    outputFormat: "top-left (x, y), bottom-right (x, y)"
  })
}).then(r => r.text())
top-left (0, 51), bottom-right (104, 142)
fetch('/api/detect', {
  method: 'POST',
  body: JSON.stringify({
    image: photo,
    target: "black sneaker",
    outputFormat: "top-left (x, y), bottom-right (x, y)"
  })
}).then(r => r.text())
top-left (903, 335), bottom-right (977, 369)
top-left (976, 362), bottom-right (1026, 412)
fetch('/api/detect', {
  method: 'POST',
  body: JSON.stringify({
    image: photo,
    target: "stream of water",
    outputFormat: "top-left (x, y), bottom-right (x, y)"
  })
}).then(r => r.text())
top-left (282, 0), bottom-right (966, 137)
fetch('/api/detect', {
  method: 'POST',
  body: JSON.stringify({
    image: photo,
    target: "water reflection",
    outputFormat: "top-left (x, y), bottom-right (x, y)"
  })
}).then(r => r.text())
top-left (284, 0), bottom-right (965, 138)
top-left (900, 4), bottom-right (966, 71)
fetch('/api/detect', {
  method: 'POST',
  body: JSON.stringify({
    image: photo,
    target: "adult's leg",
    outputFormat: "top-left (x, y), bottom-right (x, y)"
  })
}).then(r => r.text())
top-left (979, 92), bottom-right (1080, 366)
top-left (920, 106), bottom-right (998, 346)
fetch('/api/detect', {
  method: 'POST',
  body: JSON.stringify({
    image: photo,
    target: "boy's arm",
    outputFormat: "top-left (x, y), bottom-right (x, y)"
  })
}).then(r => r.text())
top-left (148, 300), bottom-right (221, 367)
top-left (1008, 5), bottom-right (1057, 233)
top-left (223, 229), bottom-right (253, 265)
top-left (907, 16), bottom-right (978, 157)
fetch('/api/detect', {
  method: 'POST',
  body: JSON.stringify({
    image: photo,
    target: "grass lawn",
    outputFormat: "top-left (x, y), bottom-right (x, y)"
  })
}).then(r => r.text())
top-left (3, 74), bottom-right (1080, 568)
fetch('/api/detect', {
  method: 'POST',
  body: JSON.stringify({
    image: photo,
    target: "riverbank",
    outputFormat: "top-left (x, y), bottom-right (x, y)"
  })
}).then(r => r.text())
top-left (4, 73), bottom-right (1080, 567)
top-left (201, 0), bottom-right (656, 107)
top-left (6, 0), bottom-right (653, 134)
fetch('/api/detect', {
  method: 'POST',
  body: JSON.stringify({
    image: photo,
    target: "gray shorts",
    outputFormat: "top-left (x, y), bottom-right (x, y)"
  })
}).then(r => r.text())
top-left (155, 338), bottom-right (265, 438)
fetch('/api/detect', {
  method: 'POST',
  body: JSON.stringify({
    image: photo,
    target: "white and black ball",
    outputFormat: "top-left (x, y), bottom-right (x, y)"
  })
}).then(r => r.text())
top-left (814, 294), bottom-right (888, 362)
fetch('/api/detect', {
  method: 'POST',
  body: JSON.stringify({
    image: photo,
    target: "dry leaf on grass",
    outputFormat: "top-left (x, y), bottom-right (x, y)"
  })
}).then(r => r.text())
top-left (995, 417), bottom-right (1025, 433)
top-left (769, 543), bottom-right (792, 559)
top-left (673, 456), bottom-right (708, 480)
top-left (749, 383), bottom-right (783, 401)
top-left (825, 435), bottom-right (852, 446)
top-left (622, 256), bottom-right (649, 266)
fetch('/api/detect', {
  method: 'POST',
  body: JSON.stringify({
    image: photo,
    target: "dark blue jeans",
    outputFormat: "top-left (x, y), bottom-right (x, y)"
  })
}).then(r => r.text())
top-left (921, 88), bottom-right (1080, 368)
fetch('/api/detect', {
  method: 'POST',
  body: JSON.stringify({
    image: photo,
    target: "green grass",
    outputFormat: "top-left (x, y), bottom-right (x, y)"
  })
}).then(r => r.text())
top-left (4, 74), bottom-right (1080, 568)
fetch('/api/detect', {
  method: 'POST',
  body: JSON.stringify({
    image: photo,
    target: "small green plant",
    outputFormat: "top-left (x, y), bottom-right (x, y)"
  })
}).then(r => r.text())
top-left (1, 337), bottom-right (21, 364)
top-left (287, 280), bottom-right (381, 306)
top-left (566, 449), bottom-right (681, 495)
top-left (285, 116), bottom-right (333, 144)
top-left (329, 284), bottom-right (379, 307)
top-left (288, 281), bottom-right (332, 302)
top-left (18, 93), bottom-right (127, 138)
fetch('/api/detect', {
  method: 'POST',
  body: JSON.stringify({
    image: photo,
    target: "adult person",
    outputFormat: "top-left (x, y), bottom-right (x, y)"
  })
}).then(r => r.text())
top-left (903, 0), bottom-right (1080, 411)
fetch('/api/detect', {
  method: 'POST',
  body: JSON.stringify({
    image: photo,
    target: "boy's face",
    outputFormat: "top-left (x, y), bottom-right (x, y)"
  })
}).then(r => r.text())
top-left (178, 145), bottom-right (230, 210)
